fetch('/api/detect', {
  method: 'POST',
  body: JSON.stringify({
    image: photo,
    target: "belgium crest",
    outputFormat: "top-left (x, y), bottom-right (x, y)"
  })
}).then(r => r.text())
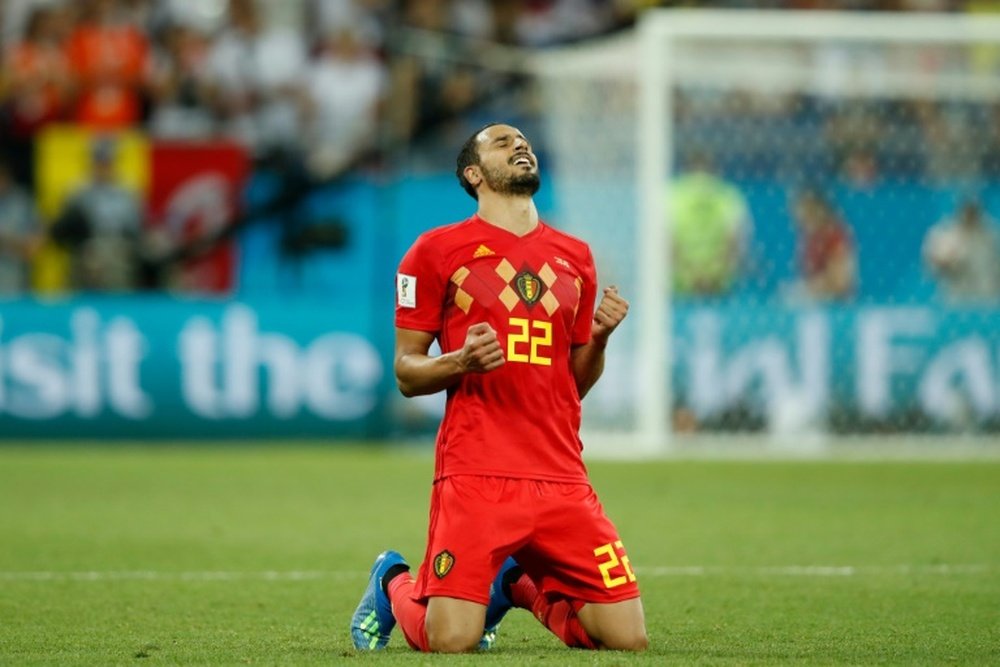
top-left (515, 270), bottom-right (543, 306)
top-left (433, 550), bottom-right (455, 578)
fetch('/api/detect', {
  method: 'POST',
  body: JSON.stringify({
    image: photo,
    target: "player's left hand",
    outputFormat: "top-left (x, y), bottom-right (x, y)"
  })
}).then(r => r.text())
top-left (592, 285), bottom-right (628, 345)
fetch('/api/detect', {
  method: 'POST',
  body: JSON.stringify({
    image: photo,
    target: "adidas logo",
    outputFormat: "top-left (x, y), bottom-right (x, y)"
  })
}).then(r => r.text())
top-left (474, 244), bottom-right (495, 258)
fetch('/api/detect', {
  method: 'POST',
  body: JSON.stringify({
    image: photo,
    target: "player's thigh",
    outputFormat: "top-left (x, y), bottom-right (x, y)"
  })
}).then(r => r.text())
top-left (416, 476), bottom-right (529, 604)
top-left (524, 482), bottom-right (641, 604)
top-left (425, 596), bottom-right (487, 653)
top-left (577, 597), bottom-right (648, 651)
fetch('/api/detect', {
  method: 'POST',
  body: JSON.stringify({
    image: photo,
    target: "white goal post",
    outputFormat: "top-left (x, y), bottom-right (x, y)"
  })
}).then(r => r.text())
top-left (532, 9), bottom-right (1000, 458)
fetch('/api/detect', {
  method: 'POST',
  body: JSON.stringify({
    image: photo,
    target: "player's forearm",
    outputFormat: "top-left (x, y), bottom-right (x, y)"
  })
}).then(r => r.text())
top-left (394, 351), bottom-right (466, 397)
top-left (572, 337), bottom-right (607, 399)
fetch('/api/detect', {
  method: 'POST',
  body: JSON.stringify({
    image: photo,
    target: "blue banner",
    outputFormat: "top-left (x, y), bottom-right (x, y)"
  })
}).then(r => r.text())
top-left (671, 304), bottom-right (1000, 431)
top-left (1, 298), bottom-right (998, 438)
top-left (0, 297), bottom-right (391, 438)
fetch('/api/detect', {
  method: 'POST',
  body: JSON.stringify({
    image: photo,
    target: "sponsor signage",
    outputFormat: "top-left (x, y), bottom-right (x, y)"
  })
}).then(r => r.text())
top-left (0, 298), bottom-right (386, 438)
top-left (1, 300), bottom-right (997, 438)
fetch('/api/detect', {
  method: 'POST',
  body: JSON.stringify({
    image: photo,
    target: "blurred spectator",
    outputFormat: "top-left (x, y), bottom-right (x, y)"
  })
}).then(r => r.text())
top-left (308, 0), bottom-right (388, 51)
top-left (984, 101), bottom-right (1000, 175)
top-left (120, 0), bottom-right (156, 30)
top-left (67, 0), bottom-right (151, 129)
top-left (668, 154), bottom-right (751, 296)
top-left (146, 19), bottom-right (214, 138)
top-left (389, 0), bottom-right (495, 143)
top-left (788, 189), bottom-right (857, 301)
top-left (1, 3), bottom-right (72, 187)
top-left (0, 159), bottom-right (42, 294)
top-left (152, 0), bottom-right (229, 35)
top-left (1, 0), bottom-right (59, 47)
top-left (511, 0), bottom-right (629, 47)
top-left (840, 147), bottom-right (879, 189)
top-left (50, 137), bottom-right (147, 291)
top-left (913, 99), bottom-right (986, 186)
top-left (301, 26), bottom-right (387, 179)
top-left (824, 102), bottom-right (886, 181)
top-left (922, 199), bottom-right (1000, 304)
top-left (203, 0), bottom-right (307, 157)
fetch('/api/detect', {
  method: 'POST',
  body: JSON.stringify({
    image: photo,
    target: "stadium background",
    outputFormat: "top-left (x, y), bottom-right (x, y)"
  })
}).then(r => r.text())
top-left (3, 0), bottom-right (1000, 447)
top-left (2, 2), bottom-right (999, 664)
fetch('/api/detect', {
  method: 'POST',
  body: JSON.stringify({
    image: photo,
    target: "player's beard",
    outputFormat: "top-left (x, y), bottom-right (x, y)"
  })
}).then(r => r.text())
top-left (480, 163), bottom-right (541, 197)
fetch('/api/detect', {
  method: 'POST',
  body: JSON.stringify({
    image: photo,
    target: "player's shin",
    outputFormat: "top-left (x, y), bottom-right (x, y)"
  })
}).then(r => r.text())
top-left (507, 569), bottom-right (596, 649)
top-left (386, 573), bottom-right (432, 651)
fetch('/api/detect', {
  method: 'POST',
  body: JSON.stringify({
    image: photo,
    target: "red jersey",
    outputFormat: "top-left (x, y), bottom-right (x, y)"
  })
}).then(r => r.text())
top-left (67, 23), bottom-right (149, 127)
top-left (396, 215), bottom-right (598, 483)
top-left (4, 42), bottom-right (70, 135)
top-left (801, 221), bottom-right (853, 279)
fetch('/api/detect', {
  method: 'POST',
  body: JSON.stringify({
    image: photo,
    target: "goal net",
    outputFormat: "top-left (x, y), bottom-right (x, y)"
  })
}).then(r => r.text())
top-left (532, 9), bottom-right (1000, 457)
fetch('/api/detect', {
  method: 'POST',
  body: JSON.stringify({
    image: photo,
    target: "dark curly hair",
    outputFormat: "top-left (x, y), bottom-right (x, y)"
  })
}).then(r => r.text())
top-left (455, 122), bottom-right (501, 200)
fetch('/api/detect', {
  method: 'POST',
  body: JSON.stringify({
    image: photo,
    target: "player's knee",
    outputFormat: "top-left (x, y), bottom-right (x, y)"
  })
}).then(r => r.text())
top-left (425, 625), bottom-right (480, 653)
top-left (601, 627), bottom-right (648, 652)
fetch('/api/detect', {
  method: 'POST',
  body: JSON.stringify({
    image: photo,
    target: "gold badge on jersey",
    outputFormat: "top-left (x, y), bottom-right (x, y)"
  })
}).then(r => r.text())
top-left (433, 550), bottom-right (455, 578)
top-left (515, 270), bottom-right (542, 306)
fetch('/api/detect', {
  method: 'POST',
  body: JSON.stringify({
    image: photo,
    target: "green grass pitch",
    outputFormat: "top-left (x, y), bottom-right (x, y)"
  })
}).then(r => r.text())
top-left (1, 444), bottom-right (998, 665)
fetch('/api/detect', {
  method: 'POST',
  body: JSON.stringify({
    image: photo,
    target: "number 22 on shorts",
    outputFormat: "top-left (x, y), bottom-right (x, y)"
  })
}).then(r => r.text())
top-left (593, 540), bottom-right (637, 589)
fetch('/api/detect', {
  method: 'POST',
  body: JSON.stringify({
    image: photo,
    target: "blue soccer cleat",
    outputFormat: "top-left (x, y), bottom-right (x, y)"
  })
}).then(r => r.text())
top-left (479, 556), bottom-right (520, 650)
top-left (350, 550), bottom-right (408, 650)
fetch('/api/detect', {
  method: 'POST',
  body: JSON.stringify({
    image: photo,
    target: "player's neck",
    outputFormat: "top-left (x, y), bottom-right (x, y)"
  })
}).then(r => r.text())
top-left (477, 195), bottom-right (539, 237)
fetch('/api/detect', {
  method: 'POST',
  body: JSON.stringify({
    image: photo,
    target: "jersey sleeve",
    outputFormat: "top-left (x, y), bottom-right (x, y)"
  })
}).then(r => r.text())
top-left (571, 245), bottom-right (598, 346)
top-left (395, 233), bottom-right (446, 333)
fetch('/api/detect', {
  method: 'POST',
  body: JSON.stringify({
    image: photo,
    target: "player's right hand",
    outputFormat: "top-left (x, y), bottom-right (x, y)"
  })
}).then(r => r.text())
top-left (459, 322), bottom-right (505, 373)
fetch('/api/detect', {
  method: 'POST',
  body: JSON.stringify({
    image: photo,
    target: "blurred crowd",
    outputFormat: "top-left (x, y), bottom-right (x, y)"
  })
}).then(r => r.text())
top-left (2, 0), bottom-right (1000, 297)
top-left (675, 1), bottom-right (991, 9)
top-left (0, 0), bottom-right (641, 293)
top-left (665, 0), bottom-right (1000, 305)
top-left (0, 0), bottom-right (646, 186)
top-left (3, 0), bottom-right (993, 182)
top-left (670, 84), bottom-right (1000, 303)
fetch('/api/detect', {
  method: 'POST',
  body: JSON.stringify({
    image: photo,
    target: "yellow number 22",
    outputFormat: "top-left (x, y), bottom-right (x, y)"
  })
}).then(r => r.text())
top-left (507, 318), bottom-right (552, 366)
top-left (593, 540), bottom-right (637, 589)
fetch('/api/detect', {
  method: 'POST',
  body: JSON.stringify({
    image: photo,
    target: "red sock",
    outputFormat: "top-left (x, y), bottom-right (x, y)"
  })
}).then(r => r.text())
top-left (386, 573), bottom-right (430, 651)
top-left (509, 573), bottom-right (596, 649)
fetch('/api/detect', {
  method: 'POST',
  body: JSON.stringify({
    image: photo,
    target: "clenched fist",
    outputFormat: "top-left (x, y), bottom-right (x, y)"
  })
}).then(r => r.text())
top-left (458, 322), bottom-right (505, 373)
top-left (592, 286), bottom-right (628, 344)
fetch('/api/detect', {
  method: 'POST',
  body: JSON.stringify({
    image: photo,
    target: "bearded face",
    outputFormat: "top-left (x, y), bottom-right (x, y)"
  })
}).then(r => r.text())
top-left (479, 161), bottom-right (541, 197)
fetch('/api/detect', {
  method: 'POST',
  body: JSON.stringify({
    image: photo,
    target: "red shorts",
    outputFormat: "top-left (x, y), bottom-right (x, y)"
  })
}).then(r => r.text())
top-left (412, 475), bottom-right (640, 605)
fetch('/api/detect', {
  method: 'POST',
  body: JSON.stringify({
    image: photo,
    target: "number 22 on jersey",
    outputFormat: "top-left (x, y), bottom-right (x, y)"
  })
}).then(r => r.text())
top-left (506, 317), bottom-right (552, 366)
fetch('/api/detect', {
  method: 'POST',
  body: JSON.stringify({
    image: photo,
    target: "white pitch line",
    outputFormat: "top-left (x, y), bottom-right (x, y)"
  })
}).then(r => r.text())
top-left (0, 564), bottom-right (993, 582)
top-left (0, 570), bottom-right (355, 582)
top-left (640, 564), bottom-right (994, 577)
